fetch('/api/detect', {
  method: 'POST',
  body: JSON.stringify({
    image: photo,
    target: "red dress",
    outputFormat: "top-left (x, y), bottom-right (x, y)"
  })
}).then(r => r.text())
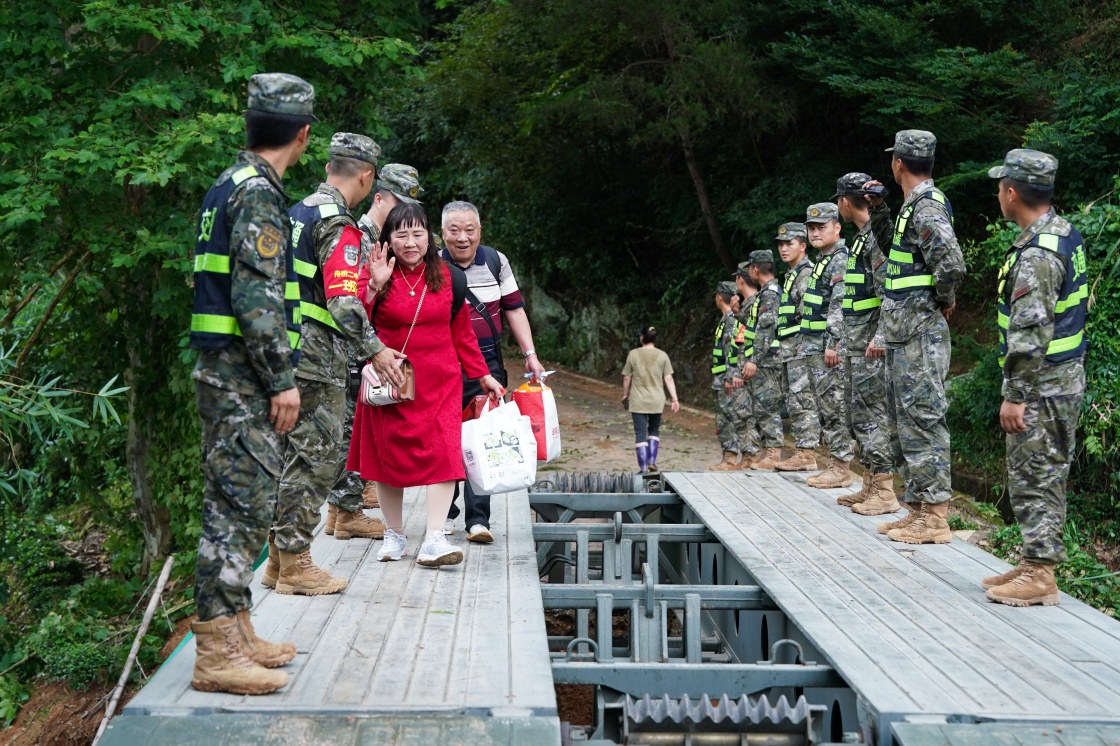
top-left (348, 263), bottom-right (490, 488)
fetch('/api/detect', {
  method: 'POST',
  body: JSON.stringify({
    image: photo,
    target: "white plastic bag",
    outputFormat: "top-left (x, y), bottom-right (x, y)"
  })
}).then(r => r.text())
top-left (461, 399), bottom-right (537, 494)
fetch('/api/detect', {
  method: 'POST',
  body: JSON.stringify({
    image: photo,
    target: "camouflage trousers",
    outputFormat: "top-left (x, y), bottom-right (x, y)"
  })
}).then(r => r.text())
top-left (753, 366), bottom-right (785, 448)
top-left (808, 355), bottom-right (854, 461)
top-left (731, 383), bottom-right (760, 456)
top-left (714, 385), bottom-right (740, 454)
top-left (327, 378), bottom-right (364, 512)
top-left (194, 381), bottom-right (283, 622)
top-left (275, 378), bottom-right (346, 554)
top-left (886, 323), bottom-right (951, 505)
top-left (845, 354), bottom-right (895, 473)
top-left (782, 358), bottom-right (821, 448)
top-left (1008, 386), bottom-right (1084, 565)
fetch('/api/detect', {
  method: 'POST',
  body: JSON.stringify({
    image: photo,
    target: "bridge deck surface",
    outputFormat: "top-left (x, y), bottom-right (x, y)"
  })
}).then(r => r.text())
top-left (664, 471), bottom-right (1120, 725)
top-left (113, 488), bottom-right (557, 739)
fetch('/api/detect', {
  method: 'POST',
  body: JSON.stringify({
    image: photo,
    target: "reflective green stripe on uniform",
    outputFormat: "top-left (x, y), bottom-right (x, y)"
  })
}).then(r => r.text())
top-left (300, 301), bottom-right (341, 332)
top-left (191, 314), bottom-right (301, 350)
top-left (884, 189), bottom-right (948, 295)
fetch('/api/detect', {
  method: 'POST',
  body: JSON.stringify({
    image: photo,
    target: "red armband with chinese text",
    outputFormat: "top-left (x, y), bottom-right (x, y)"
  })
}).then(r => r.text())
top-left (324, 225), bottom-right (362, 298)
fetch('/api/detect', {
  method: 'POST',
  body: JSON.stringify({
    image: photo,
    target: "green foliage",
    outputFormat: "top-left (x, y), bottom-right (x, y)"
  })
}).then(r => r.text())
top-left (0, 673), bottom-right (30, 727)
top-left (947, 514), bottom-right (980, 531)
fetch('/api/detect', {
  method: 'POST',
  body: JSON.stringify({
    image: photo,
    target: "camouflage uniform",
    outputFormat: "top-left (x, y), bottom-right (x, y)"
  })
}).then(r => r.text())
top-left (749, 262), bottom-right (785, 449)
top-left (991, 151), bottom-right (1088, 565)
top-left (777, 231), bottom-right (820, 449)
top-left (802, 204), bottom-right (855, 462)
top-left (834, 173), bottom-right (898, 474)
top-left (275, 134), bottom-right (386, 554)
top-left (191, 74), bottom-right (315, 622)
top-left (732, 291), bottom-right (760, 456)
top-left (881, 131), bottom-right (966, 506)
top-left (712, 303), bottom-right (743, 454)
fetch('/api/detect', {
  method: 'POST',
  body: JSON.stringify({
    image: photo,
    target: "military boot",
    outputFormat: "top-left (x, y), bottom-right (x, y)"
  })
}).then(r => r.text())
top-left (837, 474), bottom-right (869, 507)
top-left (986, 561), bottom-right (1060, 607)
top-left (737, 451), bottom-right (761, 470)
top-left (854, 473), bottom-right (902, 516)
top-left (980, 562), bottom-right (1027, 591)
top-left (773, 448), bottom-right (819, 472)
top-left (362, 482), bottom-right (379, 509)
top-left (806, 458), bottom-right (853, 489)
top-left (750, 447), bottom-right (782, 471)
top-left (324, 503), bottom-right (337, 536)
top-left (234, 610), bottom-right (296, 668)
top-left (888, 502), bottom-right (951, 545)
top-left (276, 550), bottom-right (349, 596)
top-left (262, 534), bottom-right (279, 589)
top-left (190, 616), bottom-right (288, 695)
top-left (334, 509), bottom-right (386, 540)
top-left (709, 451), bottom-right (738, 471)
top-left (877, 503), bottom-right (921, 534)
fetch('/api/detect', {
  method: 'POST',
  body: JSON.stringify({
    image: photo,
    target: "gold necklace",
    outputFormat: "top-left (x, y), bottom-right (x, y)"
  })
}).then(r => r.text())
top-left (397, 266), bottom-right (424, 297)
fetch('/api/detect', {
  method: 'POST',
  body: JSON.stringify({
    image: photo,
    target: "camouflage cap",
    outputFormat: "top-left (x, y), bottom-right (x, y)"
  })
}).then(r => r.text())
top-left (886, 129), bottom-right (936, 158)
top-left (832, 172), bottom-right (874, 199)
top-left (734, 261), bottom-right (752, 278)
top-left (774, 222), bottom-right (807, 241)
top-left (716, 280), bottom-right (738, 296)
top-left (247, 73), bottom-right (318, 121)
top-left (749, 249), bottom-right (774, 266)
top-left (377, 163), bottom-right (424, 204)
top-left (330, 132), bottom-right (381, 167)
top-left (805, 202), bottom-right (840, 224)
top-left (988, 148), bottom-right (1058, 186)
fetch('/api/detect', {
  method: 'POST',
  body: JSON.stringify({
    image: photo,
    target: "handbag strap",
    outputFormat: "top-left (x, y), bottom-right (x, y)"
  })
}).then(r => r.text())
top-left (399, 282), bottom-right (426, 356)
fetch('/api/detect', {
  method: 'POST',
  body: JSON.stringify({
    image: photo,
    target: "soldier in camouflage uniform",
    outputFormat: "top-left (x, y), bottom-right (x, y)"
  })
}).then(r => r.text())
top-left (327, 165), bottom-right (425, 520)
top-left (802, 203), bottom-right (856, 488)
top-left (731, 264), bottom-right (762, 465)
top-left (877, 130), bottom-right (967, 544)
top-left (741, 251), bottom-right (786, 470)
top-left (188, 73), bottom-right (318, 695)
top-left (982, 150), bottom-right (1088, 607)
top-left (709, 281), bottom-right (746, 469)
top-left (773, 223), bottom-right (822, 472)
top-left (269, 134), bottom-right (403, 596)
top-left (833, 173), bottom-right (902, 515)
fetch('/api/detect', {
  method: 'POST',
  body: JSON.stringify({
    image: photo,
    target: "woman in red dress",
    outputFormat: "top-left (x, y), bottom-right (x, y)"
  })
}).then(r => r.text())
top-left (348, 203), bottom-right (503, 567)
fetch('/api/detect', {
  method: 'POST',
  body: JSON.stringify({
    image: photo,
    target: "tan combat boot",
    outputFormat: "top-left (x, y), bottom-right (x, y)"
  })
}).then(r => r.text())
top-left (190, 616), bottom-right (288, 695)
top-left (334, 509), bottom-right (386, 540)
top-left (709, 451), bottom-right (738, 471)
top-left (980, 562), bottom-right (1027, 591)
top-left (773, 448), bottom-right (819, 472)
top-left (837, 475), bottom-right (869, 507)
top-left (737, 451), bottom-right (761, 469)
top-left (887, 502), bottom-right (951, 544)
top-left (262, 534), bottom-right (279, 589)
top-left (854, 473), bottom-right (902, 516)
top-left (986, 561), bottom-right (1060, 607)
top-left (362, 482), bottom-right (379, 509)
top-left (877, 503), bottom-right (920, 534)
top-left (750, 448), bottom-right (782, 471)
top-left (324, 503), bottom-right (337, 536)
top-left (234, 610), bottom-right (296, 668)
top-left (806, 458), bottom-right (853, 489)
top-left (276, 550), bottom-right (349, 596)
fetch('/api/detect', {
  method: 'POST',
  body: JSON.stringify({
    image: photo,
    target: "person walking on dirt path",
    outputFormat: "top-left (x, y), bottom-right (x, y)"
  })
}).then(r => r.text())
top-left (709, 281), bottom-right (747, 470)
top-left (270, 134), bottom-right (398, 597)
top-left (982, 149), bottom-right (1087, 607)
top-left (833, 172), bottom-right (902, 516)
top-left (877, 130), bottom-right (966, 545)
top-left (772, 223), bottom-right (822, 473)
top-left (188, 72), bottom-right (316, 696)
top-left (440, 200), bottom-right (546, 544)
top-left (802, 203), bottom-right (856, 490)
top-left (741, 251), bottom-right (786, 470)
top-left (621, 324), bottom-right (680, 473)
top-left (731, 267), bottom-right (763, 467)
top-left (329, 164), bottom-right (427, 520)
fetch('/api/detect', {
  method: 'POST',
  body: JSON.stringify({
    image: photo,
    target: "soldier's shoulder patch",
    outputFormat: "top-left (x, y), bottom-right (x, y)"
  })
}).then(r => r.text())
top-left (1011, 279), bottom-right (1032, 301)
top-left (256, 224), bottom-right (283, 258)
top-left (334, 225), bottom-right (363, 267)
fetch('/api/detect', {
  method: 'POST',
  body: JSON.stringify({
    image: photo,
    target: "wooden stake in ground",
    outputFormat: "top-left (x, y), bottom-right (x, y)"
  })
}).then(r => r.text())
top-left (91, 554), bottom-right (175, 746)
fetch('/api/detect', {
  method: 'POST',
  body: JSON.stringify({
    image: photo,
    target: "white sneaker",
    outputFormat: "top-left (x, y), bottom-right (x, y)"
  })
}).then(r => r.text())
top-left (377, 529), bottom-right (408, 561)
top-left (467, 524), bottom-right (494, 544)
top-left (443, 519), bottom-right (455, 535)
top-left (417, 530), bottom-right (464, 567)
